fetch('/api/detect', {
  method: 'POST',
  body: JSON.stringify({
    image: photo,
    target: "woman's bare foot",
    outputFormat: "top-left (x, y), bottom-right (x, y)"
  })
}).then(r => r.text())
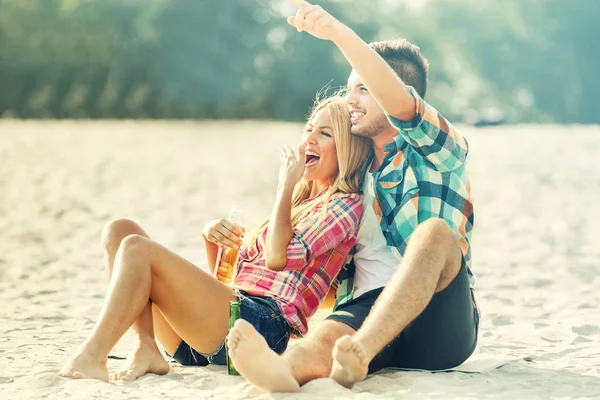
top-left (228, 319), bottom-right (299, 393)
top-left (59, 351), bottom-right (109, 382)
top-left (329, 335), bottom-right (369, 388)
top-left (110, 341), bottom-right (170, 382)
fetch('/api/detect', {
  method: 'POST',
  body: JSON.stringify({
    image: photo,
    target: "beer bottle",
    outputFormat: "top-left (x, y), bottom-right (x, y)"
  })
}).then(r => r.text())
top-left (227, 300), bottom-right (241, 376)
top-left (214, 205), bottom-right (242, 285)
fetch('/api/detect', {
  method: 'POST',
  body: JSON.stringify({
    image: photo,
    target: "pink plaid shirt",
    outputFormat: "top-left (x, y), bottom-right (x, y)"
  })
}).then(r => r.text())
top-left (233, 192), bottom-right (362, 335)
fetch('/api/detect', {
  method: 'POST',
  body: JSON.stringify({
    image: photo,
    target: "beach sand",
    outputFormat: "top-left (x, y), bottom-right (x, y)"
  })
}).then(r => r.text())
top-left (1, 120), bottom-right (599, 399)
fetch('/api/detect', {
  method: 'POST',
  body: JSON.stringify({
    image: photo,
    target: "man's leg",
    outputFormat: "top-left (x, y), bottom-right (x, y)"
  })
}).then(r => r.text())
top-left (330, 218), bottom-right (463, 387)
top-left (228, 319), bottom-right (355, 392)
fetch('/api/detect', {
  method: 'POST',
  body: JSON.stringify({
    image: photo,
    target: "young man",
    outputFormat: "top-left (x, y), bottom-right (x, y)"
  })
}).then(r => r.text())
top-left (226, 0), bottom-right (479, 391)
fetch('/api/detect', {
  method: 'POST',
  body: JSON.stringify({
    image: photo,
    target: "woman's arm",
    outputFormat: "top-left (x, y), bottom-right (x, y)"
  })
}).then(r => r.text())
top-left (265, 184), bottom-right (295, 270)
top-left (265, 144), bottom-right (306, 270)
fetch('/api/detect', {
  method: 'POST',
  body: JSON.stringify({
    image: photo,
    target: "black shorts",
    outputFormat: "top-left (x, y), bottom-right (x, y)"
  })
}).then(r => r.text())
top-left (326, 261), bottom-right (479, 373)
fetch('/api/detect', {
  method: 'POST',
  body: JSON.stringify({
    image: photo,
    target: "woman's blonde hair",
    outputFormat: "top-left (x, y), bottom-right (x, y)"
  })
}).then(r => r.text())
top-left (250, 95), bottom-right (372, 241)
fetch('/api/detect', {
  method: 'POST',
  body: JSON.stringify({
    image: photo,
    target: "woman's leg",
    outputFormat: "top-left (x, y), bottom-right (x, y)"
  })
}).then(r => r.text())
top-left (60, 221), bottom-right (236, 381)
top-left (99, 219), bottom-right (180, 380)
top-left (102, 220), bottom-right (186, 347)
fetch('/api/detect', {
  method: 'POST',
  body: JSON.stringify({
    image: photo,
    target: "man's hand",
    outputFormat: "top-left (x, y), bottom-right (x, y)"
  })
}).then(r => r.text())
top-left (286, 0), bottom-right (349, 43)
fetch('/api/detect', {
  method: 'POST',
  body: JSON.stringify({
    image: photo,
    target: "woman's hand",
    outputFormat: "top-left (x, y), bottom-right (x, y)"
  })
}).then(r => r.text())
top-left (278, 144), bottom-right (306, 191)
top-left (202, 219), bottom-right (245, 249)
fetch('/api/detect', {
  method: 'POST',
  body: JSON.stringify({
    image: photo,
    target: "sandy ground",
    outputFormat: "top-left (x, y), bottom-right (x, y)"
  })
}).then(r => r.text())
top-left (1, 120), bottom-right (600, 399)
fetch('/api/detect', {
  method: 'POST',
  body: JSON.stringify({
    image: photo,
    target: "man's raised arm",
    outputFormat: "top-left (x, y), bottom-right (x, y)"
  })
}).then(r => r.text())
top-left (286, 0), bottom-right (469, 173)
top-left (286, 0), bottom-right (416, 121)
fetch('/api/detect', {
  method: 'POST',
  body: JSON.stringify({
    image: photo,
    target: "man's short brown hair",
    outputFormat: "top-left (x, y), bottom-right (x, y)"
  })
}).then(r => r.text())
top-left (369, 39), bottom-right (429, 98)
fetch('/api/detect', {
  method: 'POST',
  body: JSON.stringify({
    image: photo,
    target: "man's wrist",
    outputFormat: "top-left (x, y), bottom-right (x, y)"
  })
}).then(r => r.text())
top-left (332, 24), bottom-right (355, 48)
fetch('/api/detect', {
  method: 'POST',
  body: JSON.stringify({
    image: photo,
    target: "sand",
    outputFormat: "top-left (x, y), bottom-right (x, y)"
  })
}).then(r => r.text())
top-left (1, 120), bottom-right (600, 399)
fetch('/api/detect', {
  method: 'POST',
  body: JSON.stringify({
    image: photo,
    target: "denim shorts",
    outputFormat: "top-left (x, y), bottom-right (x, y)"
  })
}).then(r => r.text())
top-left (166, 291), bottom-right (291, 366)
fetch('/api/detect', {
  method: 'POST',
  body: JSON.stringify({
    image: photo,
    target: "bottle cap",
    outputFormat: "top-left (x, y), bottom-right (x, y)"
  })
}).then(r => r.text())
top-left (229, 205), bottom-right (242, 223)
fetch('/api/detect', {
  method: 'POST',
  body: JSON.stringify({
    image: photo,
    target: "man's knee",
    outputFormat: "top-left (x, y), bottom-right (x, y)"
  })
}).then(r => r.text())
top-left (412, 218), bottom-right (459, 250)
top-left (411, 219), bottom-right (462, 291)
top-left (101, 218), bottom-right (144, 251)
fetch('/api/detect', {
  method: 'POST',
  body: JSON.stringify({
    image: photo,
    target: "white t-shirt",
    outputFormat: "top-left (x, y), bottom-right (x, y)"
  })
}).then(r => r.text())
top-left (353, 170), bottom-right (403, 298)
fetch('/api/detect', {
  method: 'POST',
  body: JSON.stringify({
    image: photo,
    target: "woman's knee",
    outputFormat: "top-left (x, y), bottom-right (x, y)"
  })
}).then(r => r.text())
top-left (118, 234), bottom-right (149, 256)
top-left (110, 234), bottom-right (152, 273)
top-left (101, 218), bottom-right (146, 251)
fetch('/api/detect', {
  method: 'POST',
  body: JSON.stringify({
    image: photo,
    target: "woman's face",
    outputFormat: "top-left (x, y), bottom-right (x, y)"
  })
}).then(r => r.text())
top-left (302, 108), bottom-right (338, 185)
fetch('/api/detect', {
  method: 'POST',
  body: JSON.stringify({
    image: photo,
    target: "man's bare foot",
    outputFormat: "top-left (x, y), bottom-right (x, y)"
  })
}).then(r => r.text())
top-left (110, 341), bottom-right (170, 382)
top-left (330, 335), bottom-right (369, 388)
top-left (228, 319), bottom-right (299, 393)
top-left (59, 351), bottom-right (109, 382)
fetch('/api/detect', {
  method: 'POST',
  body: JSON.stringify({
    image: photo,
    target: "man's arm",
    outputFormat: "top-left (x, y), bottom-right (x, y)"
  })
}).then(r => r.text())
top-left (286, 0), bottom-right (415, 121)
top-left (335, 31), bottom-right (416, 122)
top-left (387, 93), bottom-right (469, 172)
top-left (286, 1), bottom-right (468, 172)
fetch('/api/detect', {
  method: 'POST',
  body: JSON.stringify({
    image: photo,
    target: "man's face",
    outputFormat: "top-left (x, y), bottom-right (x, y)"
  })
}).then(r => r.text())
top-left (346, 70), bottom-right (390, 138)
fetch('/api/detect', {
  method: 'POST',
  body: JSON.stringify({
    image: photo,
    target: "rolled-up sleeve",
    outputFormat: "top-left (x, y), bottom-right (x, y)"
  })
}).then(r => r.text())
top-left (284, 194), bottom-right (362, 271)
top-left (388, 86), bottom-right (468, 172)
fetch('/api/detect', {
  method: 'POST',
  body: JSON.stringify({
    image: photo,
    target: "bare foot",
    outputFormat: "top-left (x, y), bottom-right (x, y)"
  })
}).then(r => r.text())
top-left (59, 351), bottom-right (109, 382)
top-left (110, 342), bottom-right (170, 382)
top-left (228, 319), bottom-right (299, 393)
top-left (330, 335), bottom-right (369, 388)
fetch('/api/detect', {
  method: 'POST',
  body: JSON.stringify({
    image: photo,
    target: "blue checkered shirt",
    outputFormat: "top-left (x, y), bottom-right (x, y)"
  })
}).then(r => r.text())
top-left (335, 87), bottom-right (475, 309)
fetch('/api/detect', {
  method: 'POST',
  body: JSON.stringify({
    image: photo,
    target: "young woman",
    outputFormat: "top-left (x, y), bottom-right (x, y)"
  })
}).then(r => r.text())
top-left (58, 95), bottom-right (372, 382)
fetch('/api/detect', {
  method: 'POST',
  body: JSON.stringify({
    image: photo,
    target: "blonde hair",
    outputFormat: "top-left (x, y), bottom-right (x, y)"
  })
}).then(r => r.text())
top-left (250, 95), bottom-right (372, 242)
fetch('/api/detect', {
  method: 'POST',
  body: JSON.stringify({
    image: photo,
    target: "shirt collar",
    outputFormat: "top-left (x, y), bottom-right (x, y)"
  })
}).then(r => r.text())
top-left (374, 133), bottom-right (406, 174)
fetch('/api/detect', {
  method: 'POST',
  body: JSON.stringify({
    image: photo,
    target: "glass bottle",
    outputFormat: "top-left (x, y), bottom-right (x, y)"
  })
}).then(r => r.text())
top-left (214, 205), bottom-right (242, 285)
top-left (227, 300), bottom-right (241, 376)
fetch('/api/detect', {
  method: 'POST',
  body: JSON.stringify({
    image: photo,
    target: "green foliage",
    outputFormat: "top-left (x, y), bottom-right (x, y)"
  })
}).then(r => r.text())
top-left (0, 0), bottom-right (598, 122)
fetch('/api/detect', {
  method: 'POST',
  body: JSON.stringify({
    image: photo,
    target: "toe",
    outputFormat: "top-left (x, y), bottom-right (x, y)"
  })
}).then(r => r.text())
top-left (228, 335), bottom-right (240, 350)
top-left (335, 335), bottom-right (354, 352)
top-left (72, 371), bottom-right (84, 379)
top-left (228, 328), bottom-right (243, 343)
top-left (120, 372), bottom-right (135, 381)
top-left (351, 346), bottom-right (368, 366)
top-left (350, 341), bottom-right (361, 354)
top-left (233, 319), bottom-right (256, 336)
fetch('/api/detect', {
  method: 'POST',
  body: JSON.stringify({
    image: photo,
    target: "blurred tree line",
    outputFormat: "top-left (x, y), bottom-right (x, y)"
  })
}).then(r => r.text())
top-left (0, 0), bottom-right (598, 123)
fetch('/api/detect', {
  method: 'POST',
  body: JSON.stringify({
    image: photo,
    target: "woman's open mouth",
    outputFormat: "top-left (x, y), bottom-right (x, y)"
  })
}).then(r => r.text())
top-left (305, 151), bottom-right (320, 167)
